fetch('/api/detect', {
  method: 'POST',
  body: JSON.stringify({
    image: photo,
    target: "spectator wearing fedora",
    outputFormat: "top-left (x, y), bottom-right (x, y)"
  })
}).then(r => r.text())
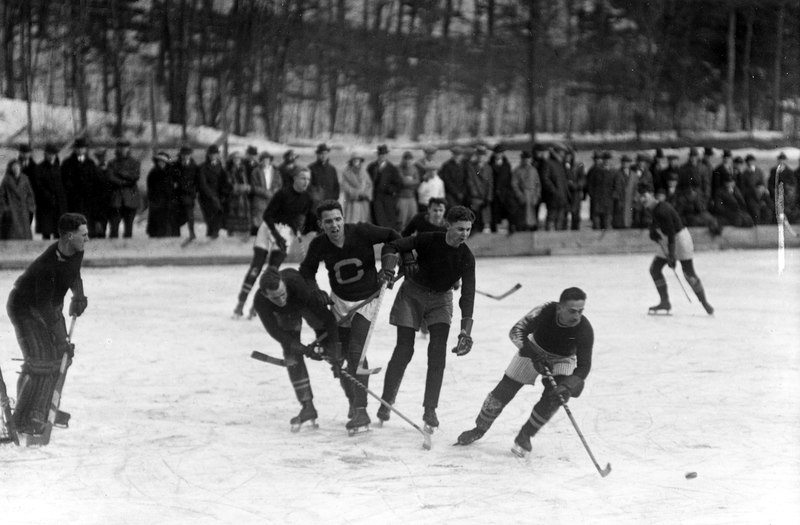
top-left (710, 150), bottom-right (735, 212)
top-left (341, 153), bottom-right (372, 223)
top-left (439, 146), bottom-right (469, 209)
top-left (225, 151), bottom-right (252, 236)
top-left (308, 143), bottom-right (340, 208)
top-left (250, 151), bottom-right (282, 235)
top-left (90, 148), bottom-right (113, 238)
top-left (613, 154), bottom-right (637, 229)
top-left (107, 139), bottom-right (141, 238)
top-left (175, 145), bottom-right (199, 240)
top-left (678, 148), bottom-right (711, 207)
top-left (585, 151), bottom-right (615, 230)
top-left (489, 145), bottom-right (518, 233)
top-left (61, 138), bottom-right (97, 223)
top-left (17, 144), bottom-right (37, 182)
top-left (564, 147), bottom-right (587, 231)
top-left (510, 150), bottom-right (541, 231)
top-left (197, 145), bottom-right (230, 238)
top-left (712, 169), bottom-right (753, 228)
top-left (465, 144), bottom-right (493, 234)
top-left (146, 152), bottom-right (180, 238)
top-left (397, 151), bottom-right (420, 230)
top-left (33, 143), bottom-right (68, 239)
top-left (278, 149), bottom-right (300, 189)
top-left (367, 144), bottom-right (402, 229)
top-left (740, 154), bottom-right (774, 224)
top-left (244, 145), bottom-right (259, 180)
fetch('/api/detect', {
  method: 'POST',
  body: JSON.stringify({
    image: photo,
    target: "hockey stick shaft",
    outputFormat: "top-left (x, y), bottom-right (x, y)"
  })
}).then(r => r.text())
top-left (541, 365), bottom-right (611, 478)
top-left (475, 283), bottom-right (522, 300)
top-left (354, 281), bottom-right (388, 375)
top-left (658, 241), bottom-right (691, 303)
top-left (338, 367), bottom-right (432, 450)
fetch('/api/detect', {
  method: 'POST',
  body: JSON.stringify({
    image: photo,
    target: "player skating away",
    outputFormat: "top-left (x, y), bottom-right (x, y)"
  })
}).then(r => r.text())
top-left (377, 205), bottom-right (476, 432)
top-left (639, 186), bottom-right (714, 315)
top-left (456, 287), bottom-right (593, 457)
top-left (7, 213), bottom-right (89, 436)
top-left (299, 200), bottom-right (401, 434)
top-left (401, 197), bottom-right (448, 236)
top-left (252, 267), bottom-right (342, 431)
top-left (234, 168), bottom-right (314, 319)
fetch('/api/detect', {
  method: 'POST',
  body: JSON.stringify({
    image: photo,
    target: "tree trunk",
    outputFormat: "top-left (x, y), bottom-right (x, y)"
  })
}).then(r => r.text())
top-left (3, 0), bottom-right (16, 98)
top-left (525, 0), bottom-right (537, 142)
top-left (771, 2), bottom-right (785, 131)
top-left (741, 7), bottom-right (753, 131)
top-left (725, 8), bottom-right (736, 132)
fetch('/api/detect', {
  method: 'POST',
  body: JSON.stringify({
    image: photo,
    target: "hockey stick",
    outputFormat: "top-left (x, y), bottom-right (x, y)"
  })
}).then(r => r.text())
top-left (338, 367), bottom-right (432, 450)
top-left (0, 366), bottom-right (20, 445)
top-left (250, 350), bottom-right (432, 450)
top-left (658, 241), bottom-right (691, 303)
top-left (354, 281), bottom-right (389, 375)
top-left (476, 283), bottom-right (522, 301)
top-left (25, 315), bottom-right (77, 447)
top-left (540, 365), bottom-right (611, 478)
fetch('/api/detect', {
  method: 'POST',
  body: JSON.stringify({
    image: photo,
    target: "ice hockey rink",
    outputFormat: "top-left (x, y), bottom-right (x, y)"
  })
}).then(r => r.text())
top-left (1, 248), bottom-right (798, 525)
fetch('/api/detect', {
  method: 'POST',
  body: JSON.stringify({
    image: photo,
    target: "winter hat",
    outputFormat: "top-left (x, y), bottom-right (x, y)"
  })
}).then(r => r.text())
top-left (377, 144), bottom-right (389, 155)
top-left (316, 143), bottom-right (330, 154)
top-left (153, 151), bottom-right (170, 163)
top-left (260, 267), bottom-right (282, 291)
top-left (246, 145), bottom-right (258, 156)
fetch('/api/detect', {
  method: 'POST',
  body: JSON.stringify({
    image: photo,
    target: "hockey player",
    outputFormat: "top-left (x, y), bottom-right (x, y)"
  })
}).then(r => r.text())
top-left (456, 287), bottom-right (593, 457)
top-left (377, 205), bottom-right (476, 432)
top-left (299, 199), bottom-right (401, 434)
top-left (401, 197), bottom-right (448, 236)
top-left (253, 267), bottom-right (341, 431)
top-left (234, 168), bottom-right (314, 319)
top-left (7, 213), bottom-right (88, 436)
top-left (640, 186), bottom-right (714, 315)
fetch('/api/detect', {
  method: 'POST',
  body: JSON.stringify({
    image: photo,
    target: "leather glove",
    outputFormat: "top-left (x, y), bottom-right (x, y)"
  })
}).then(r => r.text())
top-left (69, 296), bottom-right (88, 317)
top-left (274, 234), bottom-right (287, 253)
top-left (667, 254), bottom-right (677, 269)
top-left (549, 375), bottom-right (584, 402)
top-left (314, 289), bottom-right (332, 308)
top-left (400, 252), bottom-right (419, 279)
top-left (57, 340), bottom-right (75, 359)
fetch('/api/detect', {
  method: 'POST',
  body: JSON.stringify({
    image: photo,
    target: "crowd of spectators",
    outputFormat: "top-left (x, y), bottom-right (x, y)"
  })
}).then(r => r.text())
top-left (1, 139), bottom-right (798, 241)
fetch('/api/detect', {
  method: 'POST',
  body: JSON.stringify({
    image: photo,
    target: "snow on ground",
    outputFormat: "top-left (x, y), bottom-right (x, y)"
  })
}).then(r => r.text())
top-left (1, 249), bottom-right (799, 525)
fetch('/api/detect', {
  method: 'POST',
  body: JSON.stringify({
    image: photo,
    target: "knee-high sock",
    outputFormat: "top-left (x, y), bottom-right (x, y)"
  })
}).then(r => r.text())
top-left (475, 375), bottom-right (523, 431)
top-left (381, 327), bottom-right (415, 404)
top-left (521, 389), bottom-right (562, 437)
top-left (649, 257), bottom-right (669, 302)
top-left (237, 247), bottom-right (268, 305)
top-left (681, 260), bottom-right (709, 303)
top-left (423, 323), bottom-right (450, 409)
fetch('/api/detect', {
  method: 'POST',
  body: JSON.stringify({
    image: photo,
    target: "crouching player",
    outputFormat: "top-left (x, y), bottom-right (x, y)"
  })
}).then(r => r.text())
top-left (456, 287), bottom-right (593, 457)
top-left (377, 205), bottom-right (476, 432)
top-left (7, 213), bottom-right (89, 436)
top-left (253, 266), bottom-right (342, 431)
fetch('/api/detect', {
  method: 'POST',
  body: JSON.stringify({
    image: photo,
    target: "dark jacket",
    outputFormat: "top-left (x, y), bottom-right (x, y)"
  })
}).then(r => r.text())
top-left (61, 153), bottom-right (97, 217)
top-left (34, 157), bottom-right (68, 237)
top-left (108, 154), bottom-right (141, 209)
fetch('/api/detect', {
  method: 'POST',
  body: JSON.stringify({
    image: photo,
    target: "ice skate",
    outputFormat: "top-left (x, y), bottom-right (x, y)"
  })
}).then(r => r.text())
top-left (376, 404), bottom-right (391, 427)
top-left (232, 301), bottom-right (245, 319)
top-left (54, 410), bottom-right (70, 429)
top-left (290, 401), bottom-right (318, 432)
top-left (511, 429), bottom-right (532, 458)
top-left (647, 300), bottom-right (671, 315)
top-left (454, 427), bottom-right (485, 446)
top-left (346, 407), bottom-right (371, 436)
top-left (422, 407), bottom-right (439, 434)
top-left (247, 306), bottom-right (257, 320)
top-left (701, 301), bottom-right (714, 315)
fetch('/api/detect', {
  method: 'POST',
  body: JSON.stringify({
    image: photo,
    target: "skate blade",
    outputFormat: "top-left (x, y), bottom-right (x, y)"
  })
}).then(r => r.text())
top-left (347, 426), bottom-right (370, 436)
top-left (511, 444), bottom-right (529, 458)
top-left (647, 310), bottom-right (671, 316)
top-left (376, 419), bottom-right (388, 428)
top-left (290, 420), bottom-right (319, 433)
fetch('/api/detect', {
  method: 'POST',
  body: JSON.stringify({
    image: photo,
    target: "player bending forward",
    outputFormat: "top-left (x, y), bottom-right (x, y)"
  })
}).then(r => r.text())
top-left (456, 287), bottom-right (593, 457)
top-left (234, 169), bottom-right (314, 319)
top-left (640, 186), bottom-right (714, 315)
top-left (299, 200), bottom-right (400, 435)
top-left (378, 205), bottom-right (476, 432)
top-left (7, 213), bottom-right (89, 436)
top-left (253, 267), bottom-right (342, 431)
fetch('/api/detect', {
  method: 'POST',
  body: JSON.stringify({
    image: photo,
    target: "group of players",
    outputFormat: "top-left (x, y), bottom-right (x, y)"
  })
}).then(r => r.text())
top-left (2, 161), bottom-right (712, 459)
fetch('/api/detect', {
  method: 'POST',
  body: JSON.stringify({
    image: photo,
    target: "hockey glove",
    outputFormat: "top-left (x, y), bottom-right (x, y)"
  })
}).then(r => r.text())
top-left (69, 296), bottom-right (88, 317)
top-left (667, 253), bottom-right (677, 269)
top-left (451, 318), bottom-right (474, 356)
top-left (400, 252), bottom-right (419, 279)
top-left (314, 289), bottom-right (332, 308)
top-left (378, 253), bottom-right (399, 288)
top-left (549, 375), bottom-right (584, 402)
top-left (57, 340), bottom-right (75, 359)
top-left (322, 341), bottom-right (344, 366)
top-left (287, 339), bottom-right (310, 361)
top-left (649, 229), bottom-right (662, 242)
top-left (520, 340), bottom-right (551, 374)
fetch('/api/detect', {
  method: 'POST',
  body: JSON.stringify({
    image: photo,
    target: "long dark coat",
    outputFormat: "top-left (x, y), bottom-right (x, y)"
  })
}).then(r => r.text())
top-left (34, 158), bottom-right (68, 237)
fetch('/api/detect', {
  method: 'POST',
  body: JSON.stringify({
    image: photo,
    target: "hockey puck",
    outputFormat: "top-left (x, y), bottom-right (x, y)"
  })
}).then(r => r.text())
top-left (685, 472), bottom-right (697, 479)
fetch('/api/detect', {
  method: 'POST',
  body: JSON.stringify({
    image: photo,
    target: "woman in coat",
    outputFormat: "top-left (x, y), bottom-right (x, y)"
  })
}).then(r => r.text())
top-left (1, 159), bottom-right (36, 239)
top-left (146, 152), bottom-right (180, 237)
top-left (341, 154), bottom-right (373, 223)
top-left (224, 152), bottom-right (252, 236)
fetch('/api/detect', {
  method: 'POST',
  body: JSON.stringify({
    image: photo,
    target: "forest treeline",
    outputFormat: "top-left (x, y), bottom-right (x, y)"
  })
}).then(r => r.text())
top-left (1, 0), bottom-right (798, 143)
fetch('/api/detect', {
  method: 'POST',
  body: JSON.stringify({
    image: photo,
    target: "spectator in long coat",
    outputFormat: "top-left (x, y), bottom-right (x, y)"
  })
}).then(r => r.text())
top-left (197, 145), bottom-right (229, 239)
top-left (175, 145), bottom-right (199, 240)
top-left (308, 143), bottom-right (340, 208)
top-left (61, 138), bottom-right (96, 221)
top-left (439, 146), bottom-right (468, 208)
top-left (34, 143), bottom-right (68, 239)
top-left (396, 151), bottom-right (420, 230)
top-left (146, 152), bottom-right (180, 238)
top-left (367, 144), bottom-right (402, 228)
top-left (1, 159), bottom-right (36, 239)
top-left (767, 152), bottom-right (799, 223)
top-left (249, 151), bottom-right (282, 235)
top-left (489, 145), bottom-right (518, 233)
top-left (713, 171), bottom-right (754, 228)
top-left (565, 148), bottom-right (587, 231)
top-left (341, 153), bottom-right (372, 223)
top-left (540, 146), bottom-right (570, 230)
top-left (678, 148), bottom-right (711, 206)
top-left (586, 151), bottom-right (615, 230)
top-left (613, 155), bottom-right (637, 229)
top-left (466, 145), bottom-right (494, 234)
top-left (17, 144), bottom-right (37, 183)
top-left (510, 150), bottom-right (541, 231)
top-left (224, 151), bottom-right (252, 236)
top-left (650, 148), bottom-right (669, 195)
top-left (739, 154), bottom-right (774, 224)
top-left (107, 140), bottom-right (141, 238)
top-left (711, 150), bottom-right (736, 212)
top-left (90, 149), bottom-right (113, 238)
top-left (278, 150), bottom-right (300, 189)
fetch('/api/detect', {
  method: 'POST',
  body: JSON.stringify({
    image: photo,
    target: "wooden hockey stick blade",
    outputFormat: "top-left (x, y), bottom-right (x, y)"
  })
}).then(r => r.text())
top-left (251, 351), bottom-right (286, 367)
top-left (599, 463), bottom-right (612, 477)
top-left (476, 283), bottom-right (522, 300)
top-left (355, 365), bottom-right (382, 375)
